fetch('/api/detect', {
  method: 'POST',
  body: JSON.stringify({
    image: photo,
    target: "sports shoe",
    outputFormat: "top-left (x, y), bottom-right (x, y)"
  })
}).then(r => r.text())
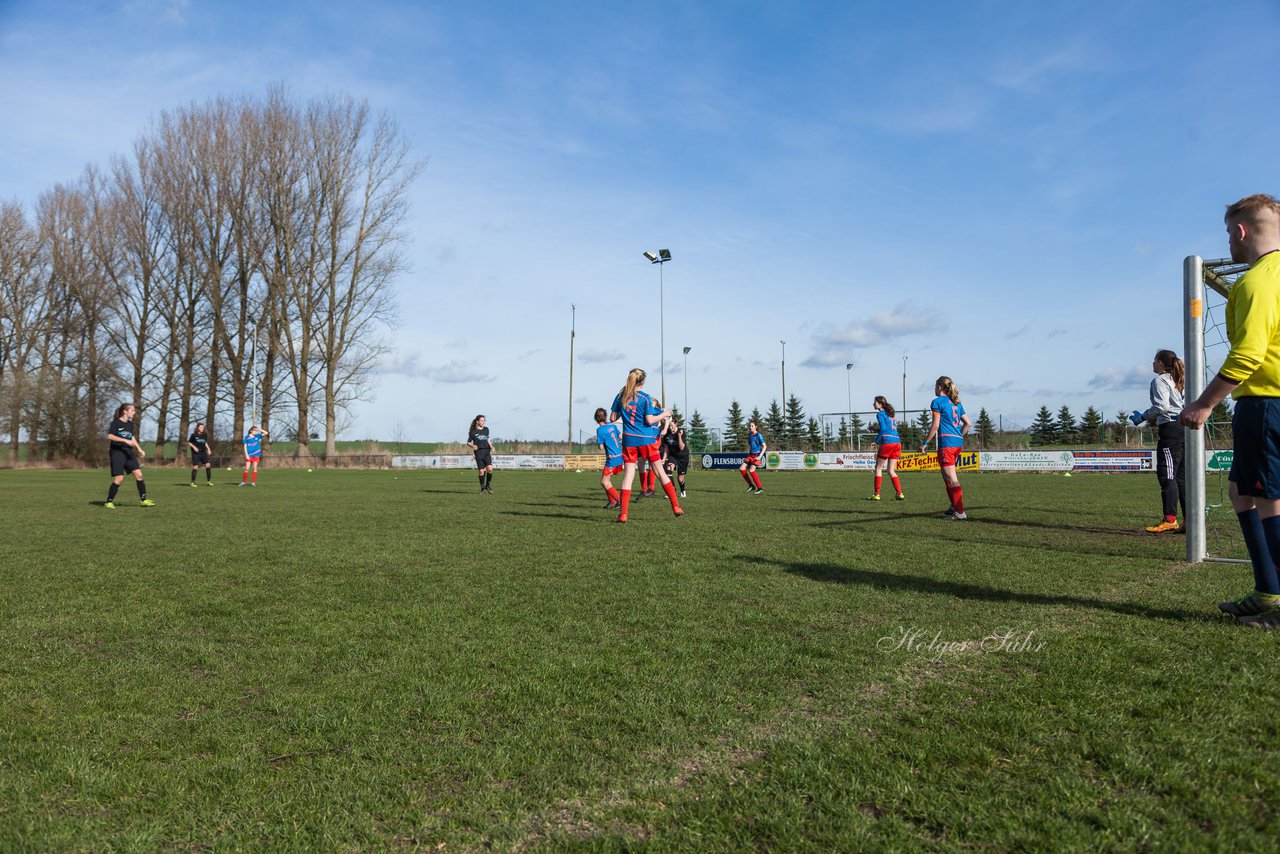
top-left (867, 494), bottom-right (881, 501)
top-left (948, 511), bottom-right (969, 521)
top-left (1144, 519), bottom-right (1179, 534)
top-left (239, 482), bottom-right (246, 487)
top-left (673, 506), bottom-right (684, 517)
top-left (754, 488), bottom-right (765, 495)
top-left (944, 507), bottom-right (957, 517)
top-left (615, 514), bottom-right (628, 524)
top-left (1239, 605), bottom-right (1280, 629)
top-left (643, 489), bottom-right (655, 498)
top-left (104, 501), bottom-right (116, 509)
top-left (206, 481), bottom-right (213, 486)
top-left (190, 482), bottom-right (198, 488)
top-left (1219, 591), bottom-right (1280, 617)
top-left (140, 499), bottom-right (156, 507)
top-left (746, 484), bottom-right (756, 493)
top-left (896, 493), bottom-right (906, 501)
top-left (679, 490), bottom-right (686, 498)
top-left (251, 483), bottom-right (256, 487)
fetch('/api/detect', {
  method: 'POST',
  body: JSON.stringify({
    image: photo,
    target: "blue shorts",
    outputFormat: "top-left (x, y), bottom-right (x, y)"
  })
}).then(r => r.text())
top-left (1229, 397), bottom-right (1280, 498)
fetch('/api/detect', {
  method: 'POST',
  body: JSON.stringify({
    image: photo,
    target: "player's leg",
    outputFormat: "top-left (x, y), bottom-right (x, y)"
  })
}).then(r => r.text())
top-left (191, 462), bottom-right (198, 485)
top-left (241, 459), bottom-right (250, 485)
top-left (750, 462), bottom-right (763, 492)
top-left (106, 457), bottom-right (124, 507)
top-left (205, 461), bottom-right (213, 483)
top-left (131, 459), bottom-right (153, 505)
top-left (650, 446), bottom-right (683, 515)
top-left (617, 450), bottom-right (638, 522)
top-left (871, 457), bottom-right (884, 499)
top-left (889, 457), bottom-right (903, 499)
top-left (740, 461), bottom-right (754, 490)
top-left (1147, 426), bottom-right (1180, 532)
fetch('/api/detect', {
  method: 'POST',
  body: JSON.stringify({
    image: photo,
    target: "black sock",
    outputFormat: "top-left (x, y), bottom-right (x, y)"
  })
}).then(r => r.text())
top-left (136, 480), bottom-right (146, 500)
top-left (485, 471), bottom-right (493, 488)
top-left (108, 482), bottom-right (119, 501)
top-left (206, 468), bottom-right (212, 482)
top-left (479, 474), bottom-right (485, 489)
top-left (191, 469), bottom-right (197, 483)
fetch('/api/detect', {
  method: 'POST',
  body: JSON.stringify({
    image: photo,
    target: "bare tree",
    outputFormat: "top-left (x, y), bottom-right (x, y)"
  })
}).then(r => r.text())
top-left (0, 201), bottom-right (48, 465)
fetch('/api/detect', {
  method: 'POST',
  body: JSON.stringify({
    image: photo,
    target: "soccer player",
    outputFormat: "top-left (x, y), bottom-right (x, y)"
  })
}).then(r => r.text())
top-left (240, 425), bottom-right (268, 486)
top-left (610, 368), bottom-right (683, 523)
top-left (1132, 350), bottom-right (1185, 533)
top-left (595, 407), bottom-right (623, 508)
top-left (188, 422), bottom-right (213, 487)
top-left (104, 403), bottom-right (153, 508)
top-left (920, 376), bottom-right (972, 520)
top-left (468, 414), bottom-right (495, 494)
top-left (868, 395), bottom-right (905, 501)
top-left (661, 414), bottom-right (691, 498)
top-left (740, 421), bottom-right (767, 494)
top-left (1181, 193), bottom-right (1280, 627)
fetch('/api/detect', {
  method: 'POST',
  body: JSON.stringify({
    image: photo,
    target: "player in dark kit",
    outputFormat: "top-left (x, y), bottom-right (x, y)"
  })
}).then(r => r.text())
top-left (661, 415), bottom-right (690, 498)
top-left (105, 403), bottom-right (154, 509)
top-left (468, 414), bottom-right (495, 493)
top-left (188, 422), bottom-right (213, 486)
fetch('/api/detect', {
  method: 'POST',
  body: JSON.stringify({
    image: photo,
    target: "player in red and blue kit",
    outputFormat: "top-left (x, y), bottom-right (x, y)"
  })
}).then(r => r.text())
top-left (868, 395), bottom-right (904, 501)
top-left (241, 425), bottom-right (268, 486)
top-left (740, 421), bottom-right (767, 494)
top-left (595, 407), bottom-right (624, 509)
top-left (920, 376), bottom-right (972, 520)
top-left (610, 368), bottom-right (683, 523)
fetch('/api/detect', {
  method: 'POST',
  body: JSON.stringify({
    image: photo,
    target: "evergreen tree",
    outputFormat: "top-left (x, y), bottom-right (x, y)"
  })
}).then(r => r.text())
top-left (897, 419), bottom-right (915, 447)
top-left (723, 401), bottom-right (745, 451)
top-left (1111, 410), bottom-right (1130, 445)
top-left (915, 410), bottom-right (933, 445)
top-left (806, 416), bottom-right (822, 449)
top-left (850, 413), bottom-right (865, 450)
top-left (1210, 399), bottom-right (1233, 446)
top-left (765, 400), bottom-right (786, 447)
top-left (837, 417), bottom-right (851, 450)
top-left (975, 407), bottom-right (995, 449)
top-left (1030, 406), bottom-right (1058, 446)
top-left (822, 418), bottom-right (835, 448)
top-left (785, 394), bottom-right (806, 449)
top-left (668, 405), bottom-right (683, 426)
top-left (1056, 406), bottom-right (1077, 444)
top-left (1079, 406), bottom-right (1104, 445)
top-left (688, 410), bottom-right (709, 454)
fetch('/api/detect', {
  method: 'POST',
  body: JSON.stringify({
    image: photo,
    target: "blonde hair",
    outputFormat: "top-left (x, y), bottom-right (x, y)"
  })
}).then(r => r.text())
top-left (936, 376), bottom-right (961, 404)
top-left (620, 368), bottom-right (646, 406)
top-left (873, 395), bottom-right (895, 418)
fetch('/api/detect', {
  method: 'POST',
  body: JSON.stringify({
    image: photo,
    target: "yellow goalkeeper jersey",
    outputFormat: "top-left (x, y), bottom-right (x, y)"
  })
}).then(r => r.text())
top-left (1222, 250), bottom-right (1280, 397)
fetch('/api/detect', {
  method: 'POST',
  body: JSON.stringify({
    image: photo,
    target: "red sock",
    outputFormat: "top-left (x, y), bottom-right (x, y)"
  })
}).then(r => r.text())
top-left (891, 475), bottom-right (901, 494)
top-left (742, 470), bottom-right (753, 484)
top-left (607, 487), bottom-right (619, 503)
top-left (241, 471), bottom-right (248, 483)
top-left (620, 489), bottom-right (631, 516)
top-left (251, 471), bottom-right (258, 484)
top-left (1164, 514), bottom-right (1176, 523)
top-left (874, 475), bottom-right (882, 495)
top-left (663, 480), bottom-right (681, 510)
top-left (751, 471), bottom-right (762, 489)
top-left (948, 485), bottom-right (964, 513)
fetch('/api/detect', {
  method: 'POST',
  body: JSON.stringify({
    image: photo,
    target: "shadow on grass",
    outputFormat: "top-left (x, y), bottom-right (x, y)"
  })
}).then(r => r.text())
top-left (419, 487), bottom-right (478, 495)
top-left (501, 510), bottom-right (598, 522)
top-left (742, 555), bottom-right (1208, 622)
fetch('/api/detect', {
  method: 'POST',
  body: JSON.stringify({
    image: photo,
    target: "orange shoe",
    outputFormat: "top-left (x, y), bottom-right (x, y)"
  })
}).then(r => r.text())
top-left (1144, 519), bottom-right (1179, 534)
top-left (673, 506), bottom-right (684, 517)
top-left (616, 514), bottom-right (628, 524)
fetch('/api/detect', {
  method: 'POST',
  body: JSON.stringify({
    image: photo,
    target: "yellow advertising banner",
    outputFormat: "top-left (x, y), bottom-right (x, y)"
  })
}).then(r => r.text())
top-left (894, 450), bottom-right (980, 472)
top-left (564, 454), bottom-right (606, 471)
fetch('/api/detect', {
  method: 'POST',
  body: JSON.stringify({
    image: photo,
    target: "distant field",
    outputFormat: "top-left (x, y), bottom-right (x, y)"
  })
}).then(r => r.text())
top-left (1, 468), bottom-right (1273, 850)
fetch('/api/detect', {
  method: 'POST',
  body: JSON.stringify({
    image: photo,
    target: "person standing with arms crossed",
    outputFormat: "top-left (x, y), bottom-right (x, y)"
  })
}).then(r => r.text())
top-left (468, 414), bottom-right (495, 494)
top-left (188, 422), bottom-right (214, 487)
top-left (1182, 194), bottom-right (1280, 628)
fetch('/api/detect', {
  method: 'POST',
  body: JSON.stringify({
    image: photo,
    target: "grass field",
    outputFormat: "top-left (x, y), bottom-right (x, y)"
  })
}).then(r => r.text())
top-left (1, 467), bottom-right (1276, 850)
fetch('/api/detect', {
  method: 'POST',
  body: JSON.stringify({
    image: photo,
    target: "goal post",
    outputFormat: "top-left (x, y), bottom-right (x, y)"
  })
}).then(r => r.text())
top-left (1184, 255), bottom-right (1251, 564)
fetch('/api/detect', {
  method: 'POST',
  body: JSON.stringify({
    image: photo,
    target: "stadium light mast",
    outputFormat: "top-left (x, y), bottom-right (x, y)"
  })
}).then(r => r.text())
top-left (682, 346), bottom-right (692, 420)
top-left (643, 249), bottom-right (671, 404)
top-left (567, 304), bottom-right (576, 452)
top-left (846, 363), bottom-right (853, 451)
top-left (902, 354), bottom-right (908, 419)
top-left (780, 340), bottom-right (787, 413)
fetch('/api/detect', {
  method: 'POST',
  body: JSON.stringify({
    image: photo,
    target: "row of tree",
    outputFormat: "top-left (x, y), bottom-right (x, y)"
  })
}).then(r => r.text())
top-left (0, 86), bottom-right (420, 465)
top-left (1028, 402), bottom-right (1233, 446)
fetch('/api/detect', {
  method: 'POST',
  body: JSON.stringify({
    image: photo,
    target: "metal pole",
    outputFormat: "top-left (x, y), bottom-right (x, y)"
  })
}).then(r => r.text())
top-left (902, 355), bottom-right (908, 419)
top-left (568, 304), bottom-right (575, 452)
top-left (846, 363), bottom-right (853, 451)
top-left (780, 340), bottom-right (787, 413)
top-left (1184, 255), bottom-right (1206, 564)
top-left (659, 263), bottom-right (666, 405)
top-left (682, 346), bottom-right (691, 420)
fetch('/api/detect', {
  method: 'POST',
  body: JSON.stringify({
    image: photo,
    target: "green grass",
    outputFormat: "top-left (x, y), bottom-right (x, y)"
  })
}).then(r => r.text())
top-left (1, 468), bottom-right (1275, 851)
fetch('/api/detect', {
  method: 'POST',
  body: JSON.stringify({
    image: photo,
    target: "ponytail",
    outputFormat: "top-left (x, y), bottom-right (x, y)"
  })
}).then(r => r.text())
top-left (874, 395), bottom-right (896, 418)
top-left (936, 376), bottom-right (961, 405)
top-left (620, 368), bottom-right (646, 407)
top-left (469, 414), bottom-right (484, 434)
top-left (1155, 350), bottom-right (1185, 393)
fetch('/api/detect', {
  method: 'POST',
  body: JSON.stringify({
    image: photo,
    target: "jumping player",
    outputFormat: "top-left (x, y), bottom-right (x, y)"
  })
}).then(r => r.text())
top-left (920, 376), bottom-right (971, 520)
top-left (468, 414), bottom-right (495, 494)
top-left (105, 403), bottom-right (154, 508)
top-left (868, 395), bottom-right (904, 501)
top-left (610, 368), bottom-right (683, 523)
top-left (188, 422), bottom-right (213, 486)
top-left (595, 407), bottom-right (623, 508)
top-left (661, 414), bottom-right (691, 498)
top-left (740, 421), bottom-right (767, 494)
top-left (240, 425), bottom-right (268, 486)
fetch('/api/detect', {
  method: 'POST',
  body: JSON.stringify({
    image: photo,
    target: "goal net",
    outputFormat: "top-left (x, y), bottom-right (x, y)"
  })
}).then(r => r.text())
top-left (1185, 255), bottom-right (1248, 563)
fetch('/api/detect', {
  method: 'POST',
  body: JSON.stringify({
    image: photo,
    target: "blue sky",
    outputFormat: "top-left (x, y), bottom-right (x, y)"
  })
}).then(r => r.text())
top-left (2, 0), bottom-right (1278, 442)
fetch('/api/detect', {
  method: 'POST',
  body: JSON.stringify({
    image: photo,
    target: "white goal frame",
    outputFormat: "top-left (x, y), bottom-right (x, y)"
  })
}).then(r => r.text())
top-left (1184, 255), bottom-right (1250, 564)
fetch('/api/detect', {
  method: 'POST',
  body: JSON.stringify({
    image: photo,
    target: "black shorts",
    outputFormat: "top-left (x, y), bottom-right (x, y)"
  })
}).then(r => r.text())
top-left (192, 452), bottom-right (210, 466)
top-left (667, 454), bottom-right (689, 475)
top-left (475, 449), bottom-right (493, 469)
top-left (1230, 397), bottom-right (1280, 498)
top-left (110, 449), bottom-right (140, 477)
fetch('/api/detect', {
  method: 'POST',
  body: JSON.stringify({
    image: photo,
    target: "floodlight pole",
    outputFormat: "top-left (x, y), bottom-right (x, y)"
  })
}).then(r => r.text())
top-left (781, 340), bottom-right (787, 412)
top-left (682, 346), bottom-right (691, 421)
top-left (846, 363), bottom-right (853, 451)
top-left (902, 355), bottom-right (908, 421)
top-left (644, 250), bottom-right (671, 405)
top-left (568, 304), bottom-right (576, 452)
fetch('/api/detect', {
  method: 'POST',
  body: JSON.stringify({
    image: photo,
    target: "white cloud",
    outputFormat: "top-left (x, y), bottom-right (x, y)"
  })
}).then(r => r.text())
top-left (577, 348), bottom-right (626, 364)
top-left (803, 304), bottom-right (945, 367)
top-left (379, 354), bottom-right (493, 384)
top-left (1088, 365), bottom-right (1151, 391)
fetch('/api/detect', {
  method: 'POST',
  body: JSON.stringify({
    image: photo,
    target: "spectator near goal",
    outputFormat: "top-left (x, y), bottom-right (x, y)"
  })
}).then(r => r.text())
top-left (1181, 193), bottom-right (1280, 628)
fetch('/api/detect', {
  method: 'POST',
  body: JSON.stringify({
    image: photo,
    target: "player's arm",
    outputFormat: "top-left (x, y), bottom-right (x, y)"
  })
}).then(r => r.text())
top-left (188, 440), bottom-right (198, 453)
top-left (1182, 374), bottom-right (1238, 428)
top-left (961, 413), bottom-right (973, 435)
top-left (920, 411), bottom-right (941, 450)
